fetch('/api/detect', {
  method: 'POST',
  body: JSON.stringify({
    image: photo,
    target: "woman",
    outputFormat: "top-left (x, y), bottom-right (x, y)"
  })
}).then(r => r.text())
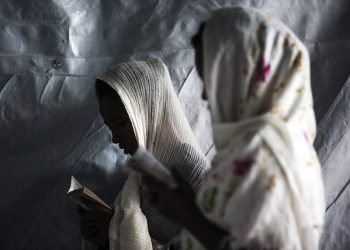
top-left (79, 59), bottom-right (209, 249)
top-left (143, 7), bottom-right (325, 250)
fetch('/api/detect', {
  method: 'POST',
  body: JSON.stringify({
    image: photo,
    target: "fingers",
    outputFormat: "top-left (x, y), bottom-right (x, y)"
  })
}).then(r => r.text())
top-left (142, 175), bottom-right (172, 209)
top-left (170, 166), bottom-right (195, 197)
top-left (80, 212), bottom-right (104, 230)
top-left (81, 228), bottom-right (97, 240)
top-left (79, 210), bottom-right (111, 246)
top-left (143, 186), bottom-right (158, 206)
top-left (80, 214), bottom-right (103, 242)
top-left (170, 166), bottom-right (188, 183)
top-left (80, 218), bottom-right (98, 240)
top-left (141, 175), bottom-right (167, 192)
top-left (81, 218), bottom-right (98, 234)
top-left (82, 219), bottom-right (98, 229)
top-left (77, 205), bottom-right (110, 217)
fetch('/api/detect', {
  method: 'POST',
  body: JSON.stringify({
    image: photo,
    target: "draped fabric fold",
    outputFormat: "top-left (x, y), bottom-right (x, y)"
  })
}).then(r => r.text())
top-left (182, 7), bottom-right (325, 250)
top-left (98, 59), bottom-right (209, 250)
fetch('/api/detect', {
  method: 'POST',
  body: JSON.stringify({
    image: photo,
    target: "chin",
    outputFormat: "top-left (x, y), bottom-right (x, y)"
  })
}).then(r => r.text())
top-left (120, 146), bottom-right (130, 155)
top-left (125, 147), bottom-right (136, 155)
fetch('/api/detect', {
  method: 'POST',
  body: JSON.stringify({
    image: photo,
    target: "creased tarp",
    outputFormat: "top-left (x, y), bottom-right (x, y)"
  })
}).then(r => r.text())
top-left (314, 76), bottom-right (350, 250)
top-left (0, 0), bottom-right (349, 249)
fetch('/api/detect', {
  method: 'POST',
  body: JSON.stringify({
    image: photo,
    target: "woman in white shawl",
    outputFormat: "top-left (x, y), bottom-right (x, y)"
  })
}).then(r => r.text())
top-left (142, 7), bottom-right (325, 250)
top-left (79, 59), bottom-right (209, 249)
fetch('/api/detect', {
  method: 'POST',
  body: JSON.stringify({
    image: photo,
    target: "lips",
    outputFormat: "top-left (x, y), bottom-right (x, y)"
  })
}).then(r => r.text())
top-left (119, 145), bottom-right (129, 154)
top-left (112, 137), bottom-right (123, 146)
top-left (117, 142), bottom-right (128, 153)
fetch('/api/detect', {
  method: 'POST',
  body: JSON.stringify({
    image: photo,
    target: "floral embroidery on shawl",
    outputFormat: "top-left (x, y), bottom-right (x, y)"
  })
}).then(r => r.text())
top-left (232, 158), bottom-right (255, 176)
top-left (256, 58), bottom-right (271, 82)
top-left (202, 186), bottom-right (218, 213)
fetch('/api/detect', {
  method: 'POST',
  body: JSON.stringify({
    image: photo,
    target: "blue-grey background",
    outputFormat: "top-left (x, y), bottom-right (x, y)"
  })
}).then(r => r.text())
top-left (0, 0), bottom-right (349, 249)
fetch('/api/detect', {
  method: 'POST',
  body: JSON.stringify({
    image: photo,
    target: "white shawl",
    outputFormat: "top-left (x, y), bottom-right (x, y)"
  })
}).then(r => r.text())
top-left (99, 59), bottom-right (208, 250)
top-left (183, 7), bottom-right (325, 250)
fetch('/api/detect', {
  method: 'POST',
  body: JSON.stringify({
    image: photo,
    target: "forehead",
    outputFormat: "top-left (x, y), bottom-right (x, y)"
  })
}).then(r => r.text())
top-left (98, 94), bottom-right (128, 118)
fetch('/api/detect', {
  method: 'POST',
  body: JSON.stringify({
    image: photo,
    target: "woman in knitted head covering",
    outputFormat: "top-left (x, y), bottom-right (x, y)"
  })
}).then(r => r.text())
top-left (143, 7), bottom-right (325, 250)
top-left (80, 59), bottom-right (209, 250)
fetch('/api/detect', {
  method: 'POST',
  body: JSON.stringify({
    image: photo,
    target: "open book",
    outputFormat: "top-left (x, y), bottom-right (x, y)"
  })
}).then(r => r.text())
top-left (67, 176), bottom-right (112, 212)
top-left (122, 146), bottom-right (178, 189)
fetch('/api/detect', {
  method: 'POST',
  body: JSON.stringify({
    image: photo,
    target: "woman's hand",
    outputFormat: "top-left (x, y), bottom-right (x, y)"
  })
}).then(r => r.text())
top-left (142, 167), bottom-right (230, 250)
top-left (141, 167), bottom-right (198, 225)
top-left (77, 206), bottom-right (114, 247)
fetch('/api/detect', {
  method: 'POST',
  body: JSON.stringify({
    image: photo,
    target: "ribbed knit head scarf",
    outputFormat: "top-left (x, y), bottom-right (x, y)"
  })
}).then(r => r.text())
top-left (183, 7), bottom-right (325, 250)
top-left (98, 59), bottom-right (208, 250)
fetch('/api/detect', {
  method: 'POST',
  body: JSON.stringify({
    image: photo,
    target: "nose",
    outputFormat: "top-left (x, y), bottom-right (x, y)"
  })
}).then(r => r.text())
top-left (109, 129), bottom-right (121, 144)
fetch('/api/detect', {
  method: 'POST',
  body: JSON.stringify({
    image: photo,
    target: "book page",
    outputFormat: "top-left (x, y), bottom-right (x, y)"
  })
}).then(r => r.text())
top-left (67, 176), bottom-right (112, 212)
top-left (67, 176), bottom-right (83, 193)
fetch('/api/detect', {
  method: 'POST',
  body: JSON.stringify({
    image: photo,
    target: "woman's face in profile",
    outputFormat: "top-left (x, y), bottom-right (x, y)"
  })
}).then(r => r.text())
top-left (98, 93), bottom-right (138, 155)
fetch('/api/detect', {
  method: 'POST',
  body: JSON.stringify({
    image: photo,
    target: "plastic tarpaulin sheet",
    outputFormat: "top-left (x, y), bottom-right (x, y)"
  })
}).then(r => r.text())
top-left (0, 0), bottom-right (349, 249)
